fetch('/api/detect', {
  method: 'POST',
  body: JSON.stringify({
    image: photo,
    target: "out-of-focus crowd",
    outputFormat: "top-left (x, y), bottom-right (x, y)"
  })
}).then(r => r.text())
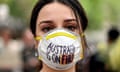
top-left (0, 26), bottom-right (39, 72)
top-left (85, 27), bottom-right (120, 72)
top-left (0, 25), bottom-right (120, 72)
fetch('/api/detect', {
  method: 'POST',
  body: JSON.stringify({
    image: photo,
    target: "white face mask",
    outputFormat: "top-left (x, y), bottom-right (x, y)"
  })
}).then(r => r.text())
top-left (37, 29), bottom-right (83, 70)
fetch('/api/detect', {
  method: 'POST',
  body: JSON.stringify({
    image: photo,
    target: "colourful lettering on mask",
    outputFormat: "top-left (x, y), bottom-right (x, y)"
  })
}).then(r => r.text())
top-left (46, 42), bottom-right (75, 64)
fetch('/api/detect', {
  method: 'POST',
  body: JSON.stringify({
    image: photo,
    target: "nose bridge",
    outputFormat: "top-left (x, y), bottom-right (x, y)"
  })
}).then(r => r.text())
top-left (57, 24), bottom-right (63, 29)
top-left (55, 20), bottom-right (64, 29)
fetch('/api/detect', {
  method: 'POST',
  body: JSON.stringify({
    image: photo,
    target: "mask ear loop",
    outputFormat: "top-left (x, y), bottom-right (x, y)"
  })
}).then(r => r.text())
top-left (35, 36), bottom-right (42, 40)
top-left (34, 37), bottom-right (43, 71)
top-left (35, 36), bottom-right (42, 60)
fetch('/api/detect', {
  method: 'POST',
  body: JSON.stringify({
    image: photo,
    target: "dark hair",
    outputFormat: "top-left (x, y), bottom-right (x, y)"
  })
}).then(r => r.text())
top-left (30, 0), bottom-right (88, 36)
top-left (108, 27), bottom-right (119, 42)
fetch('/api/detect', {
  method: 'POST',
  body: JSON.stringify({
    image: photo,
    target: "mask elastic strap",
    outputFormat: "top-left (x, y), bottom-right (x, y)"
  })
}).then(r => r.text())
top-left (38, 56), bottom-right (42, 60)
top-left (35, 36), bottom-right (42, 60)
top-left (35, 36), bottom-right (42, 41)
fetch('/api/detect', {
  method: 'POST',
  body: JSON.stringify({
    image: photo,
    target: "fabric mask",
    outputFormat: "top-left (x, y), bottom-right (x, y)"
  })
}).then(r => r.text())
top-left (36, 29), bottom-right (83, 70)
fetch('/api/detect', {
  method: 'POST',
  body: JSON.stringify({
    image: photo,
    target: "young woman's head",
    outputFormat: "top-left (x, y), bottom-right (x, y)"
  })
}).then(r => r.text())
top-left (30, 0), bottom-right (88, 37)
top-left (30, 0), bottom-right (88, 71)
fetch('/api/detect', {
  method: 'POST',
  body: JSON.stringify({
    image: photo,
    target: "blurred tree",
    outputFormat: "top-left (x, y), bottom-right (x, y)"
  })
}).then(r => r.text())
top-left (80, 0), bottom-right (103, 30)
top-left (0, 0), bottom-right (37, 39)
top-left (16, 0), bottom-right (38, 24)
top-left (105, 0), bottom-right (120, 25)
top-left (0, 0), bottom-right (23, 19)
top-left (8, 0), bottom-right (23, 18)
top-left (0, 0), bottom-right (37, 24)
top-left (0, 0), bottom-right (120, 30)
top-left (0, 0), bottom-right (11, 4)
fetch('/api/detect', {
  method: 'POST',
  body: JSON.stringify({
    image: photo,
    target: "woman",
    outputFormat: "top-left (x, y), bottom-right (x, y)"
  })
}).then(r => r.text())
top-left (30, 0), bottom-right (88, 72)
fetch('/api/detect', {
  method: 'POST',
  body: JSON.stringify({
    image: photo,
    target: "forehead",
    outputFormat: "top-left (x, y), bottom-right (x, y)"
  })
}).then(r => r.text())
top-left (37, 2), bottom-right (76, 20)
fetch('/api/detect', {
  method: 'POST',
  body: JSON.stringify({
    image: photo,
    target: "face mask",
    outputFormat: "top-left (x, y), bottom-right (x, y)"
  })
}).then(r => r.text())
top-left (36, 29), bottom-right (83, 70)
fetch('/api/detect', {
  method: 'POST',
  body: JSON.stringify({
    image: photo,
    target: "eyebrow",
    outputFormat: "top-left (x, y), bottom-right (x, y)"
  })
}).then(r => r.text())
top-left (64, 19), bottom-right (77, 22)
top-left (39, 20), bottom-right (53, 24)
top-left (39, 19), bottom-right (77, 25)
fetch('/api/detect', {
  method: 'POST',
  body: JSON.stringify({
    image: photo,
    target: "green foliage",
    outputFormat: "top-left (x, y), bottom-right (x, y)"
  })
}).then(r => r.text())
top-left (0, 0), bottom-right (120, 30)
top-left (80, 0), bottom-right (120, 30)
top-left (9, 0), bottom-right (23, 18)
top-left (0, 0), bottom-right (23, 18)
top-left (105, 0), bottom-right (120, 24)
top-left (0, 0), bottom-right (37, 19)
top-left (0, 0), bottom-right (11, 4)
top-left (80, 0), bottom-right (103, 30)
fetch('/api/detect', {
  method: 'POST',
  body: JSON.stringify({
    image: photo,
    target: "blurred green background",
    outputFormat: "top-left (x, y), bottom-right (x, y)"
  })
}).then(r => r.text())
top-left (0, 0), bottom-right (120, 31)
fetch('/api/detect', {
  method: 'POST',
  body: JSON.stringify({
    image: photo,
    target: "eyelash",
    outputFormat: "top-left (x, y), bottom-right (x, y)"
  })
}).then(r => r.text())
top-left (41, 26), bottom-right (54, 33)
top-left (41, 24), bottom-right (78, 33)
top-left (65, 25), bottom-right (78, 31)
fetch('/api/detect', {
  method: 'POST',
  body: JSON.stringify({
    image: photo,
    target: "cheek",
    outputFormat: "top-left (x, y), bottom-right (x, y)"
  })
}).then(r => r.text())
top-left (36, 24), bottom-right (40, 36)
top-left (75, 29), bottom-right (80, 34)
top-left (35, 25), bottom-right (43, 48)
top-left (36, 24), bottom-right (44, 36)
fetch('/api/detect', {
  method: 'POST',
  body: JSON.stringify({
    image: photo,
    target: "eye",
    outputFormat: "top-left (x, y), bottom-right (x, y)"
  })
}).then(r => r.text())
top-left (64, 20), bottom-right (78, 32)
top-left (67, 26), bottom-right (76, 31)
top-left (41, 27), bottom-right (53, 33)
top-left (66, 25), bottom-right (78, 31)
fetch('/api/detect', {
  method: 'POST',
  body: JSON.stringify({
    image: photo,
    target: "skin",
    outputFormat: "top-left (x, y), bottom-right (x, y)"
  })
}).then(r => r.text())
top-left (36, 2), bottom-right (81, 72)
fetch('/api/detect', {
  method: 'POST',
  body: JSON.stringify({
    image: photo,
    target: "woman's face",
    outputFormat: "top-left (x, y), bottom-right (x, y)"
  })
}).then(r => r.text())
top-left (36, 2), bottom-right (80, 37)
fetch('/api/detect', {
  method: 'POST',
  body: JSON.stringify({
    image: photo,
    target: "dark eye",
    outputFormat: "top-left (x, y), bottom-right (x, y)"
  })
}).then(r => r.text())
top-left (66, 26), bottom-right (77, 31)
top-left (41, 27), bottom-right (53, 33)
